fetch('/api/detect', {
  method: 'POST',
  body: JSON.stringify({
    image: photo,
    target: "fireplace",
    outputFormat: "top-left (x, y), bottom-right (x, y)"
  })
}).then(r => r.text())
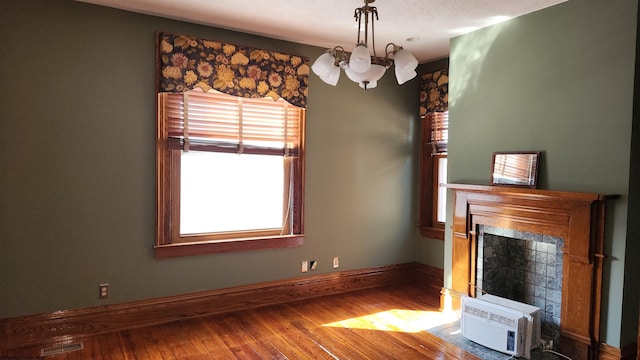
top-left (476, 225), bottom-right (563, 342)
top-left (446, 184), bottom-right (617, 360)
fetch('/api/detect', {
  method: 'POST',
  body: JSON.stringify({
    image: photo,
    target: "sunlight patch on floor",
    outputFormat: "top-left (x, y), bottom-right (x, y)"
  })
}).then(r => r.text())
top-left (323, 309), bottom-right (459, 333)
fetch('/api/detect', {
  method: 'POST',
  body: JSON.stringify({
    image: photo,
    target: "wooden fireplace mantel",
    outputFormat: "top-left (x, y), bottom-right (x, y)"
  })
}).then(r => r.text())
top-left (446, 183), bottom-right (618, 360)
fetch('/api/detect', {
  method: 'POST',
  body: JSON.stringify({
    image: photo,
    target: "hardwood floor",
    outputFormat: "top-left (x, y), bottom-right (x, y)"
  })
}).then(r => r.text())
top-left (1, 284), bottom-right (479, 359)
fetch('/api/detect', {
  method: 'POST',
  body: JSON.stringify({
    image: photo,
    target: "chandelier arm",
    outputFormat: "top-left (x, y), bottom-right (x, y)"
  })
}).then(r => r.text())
top-left (385, 43), bottom-right (399, 57)
top-left (384, 43), bottom-right (394, 62)
top-left (332, 46), bottom-right (347, 65)
top-left (382, 43), bottom-right (397, 68)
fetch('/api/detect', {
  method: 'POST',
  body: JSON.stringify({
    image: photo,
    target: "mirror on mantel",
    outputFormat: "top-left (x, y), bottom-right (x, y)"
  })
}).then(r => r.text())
top-left (490, 151), bottom-right (541, 188)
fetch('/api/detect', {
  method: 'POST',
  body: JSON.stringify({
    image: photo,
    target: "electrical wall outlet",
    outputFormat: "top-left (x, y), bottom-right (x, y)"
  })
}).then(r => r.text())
top-left (333, 256), bottom-right (339, 268)
top-left (310, 260), bottom-right (317, 270)
top-left (99, 283), bottom-right (109, 299)
top-left (301, 260), bottom-right (309, 272)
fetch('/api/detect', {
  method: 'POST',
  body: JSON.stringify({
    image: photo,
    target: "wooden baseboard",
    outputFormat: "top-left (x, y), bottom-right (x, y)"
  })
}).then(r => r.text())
top-left (598, 342), bottom-right (637, 360)
top-left (414, 262), bottom-right (444, 293)
top-left (1, 262), bottom-right (443, 352)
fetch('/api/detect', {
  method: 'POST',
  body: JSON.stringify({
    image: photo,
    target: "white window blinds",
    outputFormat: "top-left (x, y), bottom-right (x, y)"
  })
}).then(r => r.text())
top-left (426, 111), bottom-right (448, 153)
top-left (160, 90), bottom-right (304, 156)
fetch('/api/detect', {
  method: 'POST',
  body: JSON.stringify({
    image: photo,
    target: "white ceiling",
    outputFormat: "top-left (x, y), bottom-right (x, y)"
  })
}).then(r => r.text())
top-left (78, 0), bottom-right (566, 63)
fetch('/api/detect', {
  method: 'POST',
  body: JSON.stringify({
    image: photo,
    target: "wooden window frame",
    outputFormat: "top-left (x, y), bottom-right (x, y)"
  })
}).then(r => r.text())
top-left (418, 112), bottom-right (448, 240)
top-left (155, 91), bottom-right (305, 258)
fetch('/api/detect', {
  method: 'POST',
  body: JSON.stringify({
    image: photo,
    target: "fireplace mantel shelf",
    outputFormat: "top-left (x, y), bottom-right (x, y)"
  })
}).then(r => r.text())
top-left (446, 183), bottom-right (619, 201)
top-left (446, 183), bottom-right (618, 360)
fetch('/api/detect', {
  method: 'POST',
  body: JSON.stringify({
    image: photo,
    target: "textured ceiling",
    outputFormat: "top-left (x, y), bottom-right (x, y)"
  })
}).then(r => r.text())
top-left (78, 0), bottom-right (567, 63)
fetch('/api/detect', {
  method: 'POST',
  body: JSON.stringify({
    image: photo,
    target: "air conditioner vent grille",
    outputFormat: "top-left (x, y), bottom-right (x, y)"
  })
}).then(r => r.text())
top-left (489, 313), bottom-right (517, 327)
top-left (464, 304), bottom-right (517, 327)
top-left (463, 304), bottom-right (488, 318)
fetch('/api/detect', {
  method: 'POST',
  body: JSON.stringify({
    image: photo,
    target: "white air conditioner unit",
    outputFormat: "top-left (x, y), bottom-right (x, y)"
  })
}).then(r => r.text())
top-left (461, 294), bottom-right (541, 359)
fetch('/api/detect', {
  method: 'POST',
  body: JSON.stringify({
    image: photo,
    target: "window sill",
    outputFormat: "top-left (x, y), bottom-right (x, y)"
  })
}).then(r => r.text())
top-left (419, 226), bottom-right (444, 240)
top-left (154, 235), bottom-right (304, 258)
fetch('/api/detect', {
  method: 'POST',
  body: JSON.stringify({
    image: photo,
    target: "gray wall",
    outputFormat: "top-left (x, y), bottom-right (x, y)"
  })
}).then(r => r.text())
top-left (446, 0), bottom-right (638, 347)
top-left (0, 0), bottom-right (421, 318)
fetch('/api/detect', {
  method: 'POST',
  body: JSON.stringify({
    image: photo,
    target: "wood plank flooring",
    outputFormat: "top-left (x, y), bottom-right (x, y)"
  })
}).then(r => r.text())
top-left (1, 284), bottom-right (479, 359)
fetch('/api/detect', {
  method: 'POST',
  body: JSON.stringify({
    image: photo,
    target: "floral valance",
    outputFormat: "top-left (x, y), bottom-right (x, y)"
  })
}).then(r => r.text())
top-left (419, 69), bottom-right (448, 116)
top-left (157, 32), bottom-right (309, 108)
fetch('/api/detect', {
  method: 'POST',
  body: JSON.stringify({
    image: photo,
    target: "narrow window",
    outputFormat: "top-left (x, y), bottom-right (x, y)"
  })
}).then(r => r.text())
top-left (419, 111), bottom-right (448, 239)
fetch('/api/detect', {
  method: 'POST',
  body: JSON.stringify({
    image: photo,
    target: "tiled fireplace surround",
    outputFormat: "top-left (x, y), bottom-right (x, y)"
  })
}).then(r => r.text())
top-left (476, 225), bottom-right (563, 341)
top-left (446, 184), bottom-right (616, 360)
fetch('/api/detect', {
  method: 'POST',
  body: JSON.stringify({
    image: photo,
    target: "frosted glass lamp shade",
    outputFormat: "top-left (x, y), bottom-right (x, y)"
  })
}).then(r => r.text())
top-left (345, 64), bottom-right (386, 89)
top-left (345, 64), bottom-right (385, 83)
top-left (320, 64), bottom-right (341, 86)
top-left (393, 48), bottom-right (418, 74)
top-left (344, 66), bottom-right (367, 83)
top-left (393, 48), bottom-right (418, 85)
top-left (395, 66), bottom-right (417, 85)
top-left (349, 43), bottom-right (372, 73)
top-left (312, 51), bottom-right (341, 86)
top-left (311, 52), bottom-right (336, 78)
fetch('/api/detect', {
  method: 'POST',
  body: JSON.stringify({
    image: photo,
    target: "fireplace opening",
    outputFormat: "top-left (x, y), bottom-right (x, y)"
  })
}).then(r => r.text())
top-left (475, 225), bottom-right (563, 342)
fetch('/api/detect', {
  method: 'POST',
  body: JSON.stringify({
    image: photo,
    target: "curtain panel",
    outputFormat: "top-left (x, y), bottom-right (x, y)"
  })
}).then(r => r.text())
top-left (157, 32), bottom-right (310, 108)
top-left (419, 69), bottom-right (448, 116)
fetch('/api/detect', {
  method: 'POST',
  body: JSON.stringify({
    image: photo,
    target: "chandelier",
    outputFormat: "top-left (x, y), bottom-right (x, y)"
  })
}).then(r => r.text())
top-left (311, 0), bottom-right (419, 90)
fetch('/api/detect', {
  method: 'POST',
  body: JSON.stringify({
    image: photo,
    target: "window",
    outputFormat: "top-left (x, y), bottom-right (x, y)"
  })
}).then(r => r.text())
top-left (155, 89), bottom-right (305, 258)
top-left (418, 111), bottom-right (448, 239)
